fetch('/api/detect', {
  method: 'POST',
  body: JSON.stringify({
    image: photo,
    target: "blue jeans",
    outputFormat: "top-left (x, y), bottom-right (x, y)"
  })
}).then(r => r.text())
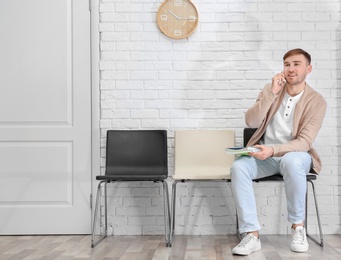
top-left (231, 152), bottom-right (312, 234)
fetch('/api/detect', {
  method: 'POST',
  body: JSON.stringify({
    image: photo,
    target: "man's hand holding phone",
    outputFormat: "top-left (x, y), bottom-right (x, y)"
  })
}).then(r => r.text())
top-left (271, 72), bottom-right (286, 95)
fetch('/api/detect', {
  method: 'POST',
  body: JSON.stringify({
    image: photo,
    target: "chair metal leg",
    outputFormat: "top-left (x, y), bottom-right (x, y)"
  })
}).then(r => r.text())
top-left (91, 181), bottom-right (108, 248)
top-left (305, 180), bottom-right (324, 247)
top-left (235, 211), bottom-right (243, 241)
top-left (169, 180), bottom-right (179, 247)
top-left (162, 181), bottom-right (171, 247)
top-left (230, 181), bottom-right (243, 241)
top-left (234, 194), bottom-right (242, 240)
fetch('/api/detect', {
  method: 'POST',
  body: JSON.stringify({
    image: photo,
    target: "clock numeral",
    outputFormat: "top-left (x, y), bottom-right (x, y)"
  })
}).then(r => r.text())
top-left (189, 16), bottom-right (197, 21)
top-left (175, 0), bottom-right (182, 7)
top-left (174, 30), bottom-right (182, 36)
top-left (161, 15), bottom-right (168, 21)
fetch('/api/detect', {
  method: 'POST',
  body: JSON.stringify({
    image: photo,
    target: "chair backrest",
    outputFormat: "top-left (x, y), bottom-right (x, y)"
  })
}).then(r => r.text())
top-left (243, 128), bottom-right (257, 146)
top-left (173, 130), bottom-right (235, 179)
top-left (105, 130), bottom-right (168, 178)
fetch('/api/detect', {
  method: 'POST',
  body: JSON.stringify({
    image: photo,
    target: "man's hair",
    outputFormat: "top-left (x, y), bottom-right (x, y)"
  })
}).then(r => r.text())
top-left (283, 48), bottom-right (311, 65)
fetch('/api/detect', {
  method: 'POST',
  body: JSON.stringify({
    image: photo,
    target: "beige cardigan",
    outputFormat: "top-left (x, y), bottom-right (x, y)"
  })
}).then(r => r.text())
top-left (245, 83), bottom-right (327, 174)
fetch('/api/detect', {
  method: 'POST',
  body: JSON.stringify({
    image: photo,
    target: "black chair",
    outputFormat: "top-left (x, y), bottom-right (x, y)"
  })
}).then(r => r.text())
top-left (91, 130), bottom-right (171, 247)
top-left (236, 128), bottom-right (324, 246)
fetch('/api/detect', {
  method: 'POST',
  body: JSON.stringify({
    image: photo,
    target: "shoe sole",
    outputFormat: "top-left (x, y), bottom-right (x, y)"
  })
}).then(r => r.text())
top-left (291, 247), bottom-right (309, 253)
top-left (232, 245), bottom-right (261, 255)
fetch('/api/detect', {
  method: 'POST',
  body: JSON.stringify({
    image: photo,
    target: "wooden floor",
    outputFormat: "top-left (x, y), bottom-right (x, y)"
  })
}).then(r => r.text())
top-left (0, 234), bottom-right (340, 260)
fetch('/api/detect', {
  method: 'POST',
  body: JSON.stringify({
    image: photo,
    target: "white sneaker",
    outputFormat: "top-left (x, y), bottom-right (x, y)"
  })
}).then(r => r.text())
top-left (232, 233), bottom-right (261, 255)
top-left (291, 226), bottom-right (309, 253)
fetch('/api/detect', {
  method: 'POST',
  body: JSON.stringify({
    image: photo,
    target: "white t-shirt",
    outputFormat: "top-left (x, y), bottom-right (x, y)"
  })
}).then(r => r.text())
top-left (263, 91), bottom-right (304, 146)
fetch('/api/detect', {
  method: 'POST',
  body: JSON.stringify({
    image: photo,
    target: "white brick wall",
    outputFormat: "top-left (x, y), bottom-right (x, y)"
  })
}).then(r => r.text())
top-left (98, 0), bottom-right (341, 235)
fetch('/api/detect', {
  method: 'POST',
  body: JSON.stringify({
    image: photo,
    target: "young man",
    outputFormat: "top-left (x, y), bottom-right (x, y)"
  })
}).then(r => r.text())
top-left (231, 49), bottom-right (327, 255)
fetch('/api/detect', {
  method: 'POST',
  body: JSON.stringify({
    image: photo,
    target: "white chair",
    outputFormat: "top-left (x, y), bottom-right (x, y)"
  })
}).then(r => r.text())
top-left (170, 130), bottom-right (235, 246)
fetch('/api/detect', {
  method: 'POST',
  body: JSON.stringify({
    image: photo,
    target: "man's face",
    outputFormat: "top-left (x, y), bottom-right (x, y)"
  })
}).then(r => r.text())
top-left (283, 54), bottom-right (312, 86)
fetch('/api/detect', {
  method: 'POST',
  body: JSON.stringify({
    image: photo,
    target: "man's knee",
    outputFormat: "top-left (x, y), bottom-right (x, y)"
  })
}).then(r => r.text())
top-left (231, 156), bottom-right (254, 180)
top-left (280, 152), bottom-right (311, 176)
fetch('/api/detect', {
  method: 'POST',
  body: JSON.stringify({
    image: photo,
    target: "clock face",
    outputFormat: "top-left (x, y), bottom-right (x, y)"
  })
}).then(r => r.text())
top-left (156, 0), bottom-right (199, 39)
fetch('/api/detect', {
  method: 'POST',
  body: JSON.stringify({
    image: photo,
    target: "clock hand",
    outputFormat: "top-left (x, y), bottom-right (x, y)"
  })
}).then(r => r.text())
top-left (180, 17), bottom-right (198, 20)
top-left (168, 10), bottom-right (181, 20)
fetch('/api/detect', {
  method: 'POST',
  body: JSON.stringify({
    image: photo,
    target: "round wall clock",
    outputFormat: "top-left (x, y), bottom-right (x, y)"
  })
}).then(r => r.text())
top-left (156, 0), bottom-right (199, 39)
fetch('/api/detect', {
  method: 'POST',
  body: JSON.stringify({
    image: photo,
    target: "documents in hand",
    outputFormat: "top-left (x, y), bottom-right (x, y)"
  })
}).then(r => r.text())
top-left (225, 147), bottom-right (261, 155)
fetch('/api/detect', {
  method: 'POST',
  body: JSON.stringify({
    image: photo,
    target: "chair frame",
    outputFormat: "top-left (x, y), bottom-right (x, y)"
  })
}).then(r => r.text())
top-left (91, 179), bottom-right (171, 248)
top-left (91, 130), bottom-right (171, 248)
top-left (170, 179), bottom-right (230, 246)
top-left (236, 128), bottom-right (324, 246)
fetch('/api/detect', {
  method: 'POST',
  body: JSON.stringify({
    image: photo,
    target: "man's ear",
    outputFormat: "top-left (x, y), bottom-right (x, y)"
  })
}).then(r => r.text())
top-left (307, 64), bottom-right (312, 74)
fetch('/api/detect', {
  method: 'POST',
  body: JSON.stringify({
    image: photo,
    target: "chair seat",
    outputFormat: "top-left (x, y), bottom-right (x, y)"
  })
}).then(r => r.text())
top-left (172, 174), bottom-right (231, 180)
top-left (97, 175), bottom-right (167, 181)
top-left (254, 173), bottom-right (317, 182)
top-left (106, 166), bottom-right (167, 174)
top-left (173, 167), bottom-right (231, 180)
